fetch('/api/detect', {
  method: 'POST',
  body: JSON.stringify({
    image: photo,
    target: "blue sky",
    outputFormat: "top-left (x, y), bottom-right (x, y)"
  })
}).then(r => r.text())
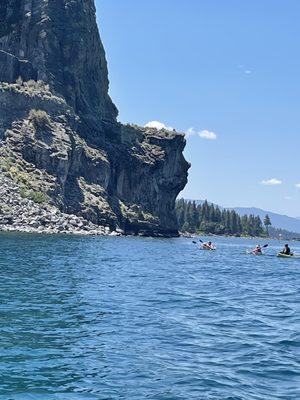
top-left (96, 0), bottom-right (300, 217)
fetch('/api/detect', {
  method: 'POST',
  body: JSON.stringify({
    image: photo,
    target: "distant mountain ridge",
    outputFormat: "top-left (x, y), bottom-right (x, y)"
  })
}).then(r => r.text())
top-left (232, 207), bottom-right (300, 234)
top-left (184, 200), bottom-right (300, 233)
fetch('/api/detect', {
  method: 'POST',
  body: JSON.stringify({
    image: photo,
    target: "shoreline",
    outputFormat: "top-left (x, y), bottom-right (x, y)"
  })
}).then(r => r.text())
top-left (179, 233), bottom-right (296, 242)
top-left (180, 233), bottom-right (300, 242)
top-left (180, 232), bottom-right (269, 239)
top-left (0, 225), bottom-right (120, 237)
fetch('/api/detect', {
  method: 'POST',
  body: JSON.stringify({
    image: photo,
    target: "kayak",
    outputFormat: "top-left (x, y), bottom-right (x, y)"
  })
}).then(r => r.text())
top-left (246, 250), bottom-right (264, 256)
top-left (201, 246), bottom-right (216, 251)
top-left (277, 253), bottom-right (296, 258)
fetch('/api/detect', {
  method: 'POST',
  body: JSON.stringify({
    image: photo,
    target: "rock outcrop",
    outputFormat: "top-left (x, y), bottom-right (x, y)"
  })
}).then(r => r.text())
top-left (0, 0), bottom-right (189, 237)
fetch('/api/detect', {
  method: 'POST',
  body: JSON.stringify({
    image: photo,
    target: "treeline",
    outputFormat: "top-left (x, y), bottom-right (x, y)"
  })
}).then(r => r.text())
top-left (176, 199), bottom-right (266, 236)
top-left (269, 226), bottom-right (300, 240)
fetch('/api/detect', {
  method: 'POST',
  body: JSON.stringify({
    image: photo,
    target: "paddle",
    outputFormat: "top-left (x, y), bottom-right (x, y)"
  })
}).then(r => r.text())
top-left (193, 239), bottom-right (204, 244)
top-left (246, 244), bottom-right (269, 254)
top-left (248, 244), bottom-right (268, 249)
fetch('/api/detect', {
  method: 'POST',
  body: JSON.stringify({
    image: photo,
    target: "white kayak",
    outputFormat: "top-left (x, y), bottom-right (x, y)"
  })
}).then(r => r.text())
top-left (201, 245), bottom-right (216, 251)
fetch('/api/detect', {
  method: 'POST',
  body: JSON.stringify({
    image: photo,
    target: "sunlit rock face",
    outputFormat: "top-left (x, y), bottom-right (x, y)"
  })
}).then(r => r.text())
top-left (0, 0), bottom-right (189, 236)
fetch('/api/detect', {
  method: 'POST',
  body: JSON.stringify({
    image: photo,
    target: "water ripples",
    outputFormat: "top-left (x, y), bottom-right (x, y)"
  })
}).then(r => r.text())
top-left (0, 234), bottom-right (299, 399)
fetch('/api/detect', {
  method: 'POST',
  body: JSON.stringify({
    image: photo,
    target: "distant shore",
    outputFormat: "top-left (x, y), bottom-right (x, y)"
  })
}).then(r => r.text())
top-left (180, 232), bottom-right (270, 240)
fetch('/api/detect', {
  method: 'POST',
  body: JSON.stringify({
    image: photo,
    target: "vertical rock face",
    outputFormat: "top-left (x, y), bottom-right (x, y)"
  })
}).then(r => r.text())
top-left (0, 0), bottom-right (117, 126)
top-left (0, 0), bottom-right (189, 236)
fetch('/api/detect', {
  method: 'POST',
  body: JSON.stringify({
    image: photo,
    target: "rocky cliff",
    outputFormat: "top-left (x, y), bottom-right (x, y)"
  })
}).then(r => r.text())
top-left (0, 0), bottom-right (189, 236)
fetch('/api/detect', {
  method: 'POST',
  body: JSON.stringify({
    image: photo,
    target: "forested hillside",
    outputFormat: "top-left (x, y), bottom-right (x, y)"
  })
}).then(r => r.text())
top-left (176, 199), bottom-right (265, 236)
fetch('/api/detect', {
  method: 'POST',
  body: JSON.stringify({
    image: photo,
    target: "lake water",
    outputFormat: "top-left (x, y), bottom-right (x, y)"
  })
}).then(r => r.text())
top-left (0, 234), bottom-right (299, 399)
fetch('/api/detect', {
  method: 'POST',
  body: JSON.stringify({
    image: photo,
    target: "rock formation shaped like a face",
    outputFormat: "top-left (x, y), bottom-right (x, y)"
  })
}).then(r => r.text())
top-left (0, 0), bottom-right (118, 126)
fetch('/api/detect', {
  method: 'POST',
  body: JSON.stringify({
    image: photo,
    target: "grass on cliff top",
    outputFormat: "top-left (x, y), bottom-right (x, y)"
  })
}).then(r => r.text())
top-left (0, 78), bottom-right (65, 104)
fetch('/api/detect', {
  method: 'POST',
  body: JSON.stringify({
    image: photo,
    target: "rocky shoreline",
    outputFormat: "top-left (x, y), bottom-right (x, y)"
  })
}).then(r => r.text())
top-left (0, 174), bottom-right (121, 236)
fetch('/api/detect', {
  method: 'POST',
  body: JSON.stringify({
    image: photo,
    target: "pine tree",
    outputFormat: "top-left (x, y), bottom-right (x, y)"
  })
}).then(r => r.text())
top-left (189, 201), bottom-right (198, 233)
top-left (254, 216), bottom-right (264, 236)
top-left (175, 198), bottom-right (185, 230)
top-left (202, 200), bottom-right (210, 221)
top-left (215, 207), bottom-right (222, 224)
top-left (229, 210), bottom-right (238, 234)
top-left (241, 215), bottom-right (249, 234)
top-left (264, 214), bottom-right (272, 236)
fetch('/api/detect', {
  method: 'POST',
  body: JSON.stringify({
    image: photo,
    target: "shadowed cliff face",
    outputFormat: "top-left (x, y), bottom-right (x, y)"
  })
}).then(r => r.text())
top-left (0, 0), bottom-right (189, 236)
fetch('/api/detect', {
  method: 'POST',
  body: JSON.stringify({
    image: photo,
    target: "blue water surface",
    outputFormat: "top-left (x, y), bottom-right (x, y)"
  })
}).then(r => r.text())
top-left (0, 234), bottom-right (299, 400)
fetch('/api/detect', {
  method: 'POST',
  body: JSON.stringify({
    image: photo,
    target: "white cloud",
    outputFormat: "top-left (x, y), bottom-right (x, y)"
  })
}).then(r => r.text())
top-left (261, 178), bottom-right (282, 186)
top-left (238, 65), bottom-right (252, 75)
top-left (295, 183), bottom-right (300, 188)
top-left (145, 123), bottom-right (218, 140)
top-left (199, 130), bottom-right (217, 140)
top-left (185, 127), bottom-right (197, 138)
top-left (185, 127), bottom-right (217, 140)
top-left (144, 121), bottom-right (173, 131)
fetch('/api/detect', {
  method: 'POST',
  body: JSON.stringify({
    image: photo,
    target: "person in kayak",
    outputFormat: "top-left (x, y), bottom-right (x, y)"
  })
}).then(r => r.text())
top-left (252, 245), bottom-right (262, 255)
top-left (280, 244), bottom-right (292, 255)
top-left (203, 241), bottom-right (214, 250)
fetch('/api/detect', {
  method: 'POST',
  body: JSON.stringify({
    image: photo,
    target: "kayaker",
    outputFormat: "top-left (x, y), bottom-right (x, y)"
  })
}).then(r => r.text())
top-left (280, 244), bottom-right (291, 255)
top-left (203, 241), bottom-right (214, 250)
top-left (252, 245), bottom-right (262, 255)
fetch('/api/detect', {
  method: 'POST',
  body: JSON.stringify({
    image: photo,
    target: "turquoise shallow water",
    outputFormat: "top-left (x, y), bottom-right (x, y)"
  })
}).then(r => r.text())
top-left (0, 234), bottom-right (299, 399)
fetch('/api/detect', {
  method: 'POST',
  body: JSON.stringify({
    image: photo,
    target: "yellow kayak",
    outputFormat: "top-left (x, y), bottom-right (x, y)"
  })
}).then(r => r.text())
top-left (277, 253), bottom-right (295, 258)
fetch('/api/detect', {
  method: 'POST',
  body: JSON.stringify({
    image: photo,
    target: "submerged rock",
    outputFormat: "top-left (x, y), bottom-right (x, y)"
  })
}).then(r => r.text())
top-left (0, 0), bottom-right (189, 237)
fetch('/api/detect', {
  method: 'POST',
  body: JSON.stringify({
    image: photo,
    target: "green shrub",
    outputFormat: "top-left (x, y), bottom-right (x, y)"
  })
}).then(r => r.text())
top-left (24, 80), bottom-right (50, 92)
top-left (28, 109), bottom-right (52, 129)
top-left (15, 172), bottom-right (30, 185)
top-left (0, 204), bottom-right (12, 214)
top-left (9, 166), bottom-right (19, 175)
top-left (0, 81), bottom-right (65, 104)
top-left (0, 156), bottom-right (15, 172)
top-left (20, 189), bottom-right (48, 204)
